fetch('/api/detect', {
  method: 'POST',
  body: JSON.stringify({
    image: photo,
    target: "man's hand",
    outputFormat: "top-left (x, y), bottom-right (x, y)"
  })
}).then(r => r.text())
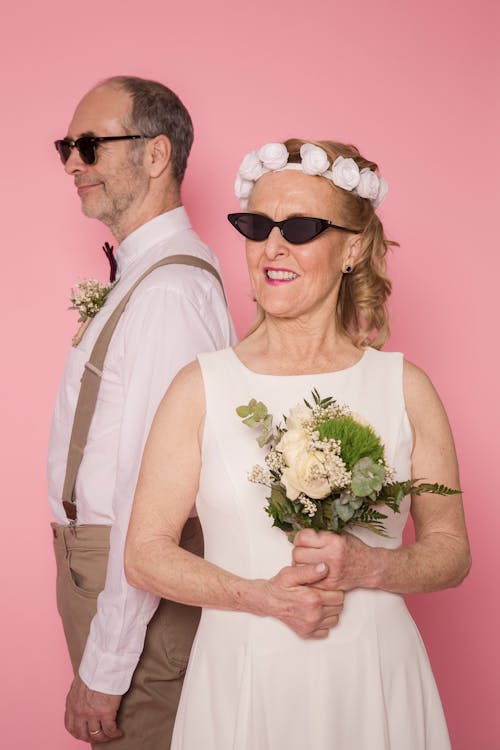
top-left (65, 675), bottom-right (123, 743)
top-left (293, 530), bottom-right (384, 592)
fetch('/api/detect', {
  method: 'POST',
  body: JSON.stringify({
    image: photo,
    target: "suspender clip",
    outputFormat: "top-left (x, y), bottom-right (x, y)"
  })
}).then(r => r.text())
top-left (84, 361), bottom-right (103, 378)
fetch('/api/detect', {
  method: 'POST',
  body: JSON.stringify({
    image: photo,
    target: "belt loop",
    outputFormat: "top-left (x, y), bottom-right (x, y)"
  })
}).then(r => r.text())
top-left (62, 524), bottom-right (75, 552)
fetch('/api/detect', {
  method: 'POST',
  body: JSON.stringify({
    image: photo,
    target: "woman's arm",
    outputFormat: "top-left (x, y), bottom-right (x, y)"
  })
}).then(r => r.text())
top-left (292, 359), bottom-right (471, 593)
top-left (125, 361), bottom-right (344, 638)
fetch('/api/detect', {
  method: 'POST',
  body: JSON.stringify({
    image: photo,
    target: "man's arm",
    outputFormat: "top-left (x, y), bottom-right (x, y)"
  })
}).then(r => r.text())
top-left (65, 280), bottom-right (232, 742)
top-left (292, 360), bottom-right (471, 593)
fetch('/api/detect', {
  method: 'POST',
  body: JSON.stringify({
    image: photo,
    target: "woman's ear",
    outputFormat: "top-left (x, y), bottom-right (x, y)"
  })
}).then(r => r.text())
top-left (342, 234), bottom-right (362, 273)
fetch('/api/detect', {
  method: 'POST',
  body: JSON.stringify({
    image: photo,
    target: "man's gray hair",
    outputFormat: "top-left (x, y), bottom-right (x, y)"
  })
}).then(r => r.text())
top-left (104, 76), bottom-right (194, 184)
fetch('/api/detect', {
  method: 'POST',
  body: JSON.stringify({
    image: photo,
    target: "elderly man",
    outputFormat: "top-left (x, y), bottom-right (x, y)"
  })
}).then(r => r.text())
top-left (49, 76), bottom-right (234, 747)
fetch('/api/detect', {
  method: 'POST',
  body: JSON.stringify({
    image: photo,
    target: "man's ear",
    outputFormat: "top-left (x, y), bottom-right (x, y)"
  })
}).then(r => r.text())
top-left (342, 234), bottom-right (362, 272)
top-left (146, 135), bottom-right (173, 178)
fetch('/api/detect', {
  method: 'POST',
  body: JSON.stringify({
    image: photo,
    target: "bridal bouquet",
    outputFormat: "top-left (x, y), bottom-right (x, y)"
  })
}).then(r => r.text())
top-left (236, 389), bottom-right (459, 538)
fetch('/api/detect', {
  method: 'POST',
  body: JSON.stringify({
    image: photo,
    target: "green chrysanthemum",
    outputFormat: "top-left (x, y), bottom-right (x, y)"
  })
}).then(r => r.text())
top-left (317, 416), bottom-right (384, 469)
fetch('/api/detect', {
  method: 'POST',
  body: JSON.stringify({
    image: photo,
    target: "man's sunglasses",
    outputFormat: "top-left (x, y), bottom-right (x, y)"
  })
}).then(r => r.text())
top-left (227, 213), bottom-right (358, 245)
top-left (54, 135), bottom-right (154, 165)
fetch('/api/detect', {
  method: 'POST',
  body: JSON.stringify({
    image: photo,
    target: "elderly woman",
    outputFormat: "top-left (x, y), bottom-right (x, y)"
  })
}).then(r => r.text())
top-left (125, 139), bottom-right (470, 750)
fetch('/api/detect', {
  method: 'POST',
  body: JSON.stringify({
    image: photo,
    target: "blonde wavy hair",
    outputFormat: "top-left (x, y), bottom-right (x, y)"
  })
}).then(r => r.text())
top-left (245, 138), bottom-right (395, 349)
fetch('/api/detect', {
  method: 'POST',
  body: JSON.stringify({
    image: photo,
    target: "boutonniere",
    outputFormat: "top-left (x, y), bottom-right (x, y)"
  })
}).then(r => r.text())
top-left (70, 279), bottom-right (116, 346)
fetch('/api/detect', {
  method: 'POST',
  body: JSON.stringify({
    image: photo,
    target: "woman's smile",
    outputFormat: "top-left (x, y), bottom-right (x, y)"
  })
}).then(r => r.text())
top-left (264, 266), bottom-right (300, 284)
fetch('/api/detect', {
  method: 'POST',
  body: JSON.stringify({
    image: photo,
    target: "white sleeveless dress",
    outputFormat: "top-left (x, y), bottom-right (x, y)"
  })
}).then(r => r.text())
top-left (170, 347), bottom-right (451, 750)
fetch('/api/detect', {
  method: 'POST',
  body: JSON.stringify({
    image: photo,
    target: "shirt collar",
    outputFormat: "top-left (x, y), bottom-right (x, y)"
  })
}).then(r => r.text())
top-left (115, 206), bottom-right (192, 276)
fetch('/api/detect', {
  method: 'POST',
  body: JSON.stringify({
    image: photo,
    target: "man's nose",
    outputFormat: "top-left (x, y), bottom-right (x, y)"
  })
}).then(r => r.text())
top-left (64, 145), bottom-right (87, 175)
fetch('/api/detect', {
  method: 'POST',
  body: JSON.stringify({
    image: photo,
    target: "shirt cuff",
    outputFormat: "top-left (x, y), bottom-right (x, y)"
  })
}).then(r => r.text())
top-left (79, 630), bottom-right (147, 695)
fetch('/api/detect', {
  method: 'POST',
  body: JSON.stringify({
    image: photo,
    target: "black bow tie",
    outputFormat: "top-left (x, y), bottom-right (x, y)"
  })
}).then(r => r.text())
top-left (102, 242), bottom-right (117, 283)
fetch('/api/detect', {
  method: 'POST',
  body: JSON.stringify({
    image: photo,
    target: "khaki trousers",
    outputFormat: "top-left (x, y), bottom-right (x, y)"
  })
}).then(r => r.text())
top-left (52, 518), bottom-right (203, 750)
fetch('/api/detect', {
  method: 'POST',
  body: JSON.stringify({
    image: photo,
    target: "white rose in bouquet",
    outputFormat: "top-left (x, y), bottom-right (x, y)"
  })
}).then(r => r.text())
top-left (281, 452), bottom-right (331, 500)
top-left (285, 403), bottom-right (312, 431)
top-left (275, 427), bottom-right (310, 466)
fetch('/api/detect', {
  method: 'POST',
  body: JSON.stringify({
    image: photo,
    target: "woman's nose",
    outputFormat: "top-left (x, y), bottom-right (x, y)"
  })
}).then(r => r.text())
top-left (263, 227), bottom-right (289, 259)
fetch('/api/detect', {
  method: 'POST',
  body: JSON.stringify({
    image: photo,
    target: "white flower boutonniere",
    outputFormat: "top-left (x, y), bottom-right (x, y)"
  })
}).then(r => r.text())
top-left (70, 278), bottom-right (116, 346)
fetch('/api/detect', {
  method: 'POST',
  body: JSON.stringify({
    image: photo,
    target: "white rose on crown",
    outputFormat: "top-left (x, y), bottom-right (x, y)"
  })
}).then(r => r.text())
top-left (331, 156), bottom-right (361, 191)
top-left (238, 151), bottom-right (266, 181)
top-left (233, 142), bottom-right (389, 209)
top-left (234, 173), bottom-right (254, 200)
top-left (300, 143), bottom-right (330, 175)
top-left (257, 142), bottom-right (289, 171)
top-left (356, 168), bottom-right (380, 201)
top-left (373, 176), bottom-right (389, 208)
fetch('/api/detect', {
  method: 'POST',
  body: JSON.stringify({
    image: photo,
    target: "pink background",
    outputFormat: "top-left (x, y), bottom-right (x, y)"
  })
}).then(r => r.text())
top-left (1, 1), bottom-right (498, 747)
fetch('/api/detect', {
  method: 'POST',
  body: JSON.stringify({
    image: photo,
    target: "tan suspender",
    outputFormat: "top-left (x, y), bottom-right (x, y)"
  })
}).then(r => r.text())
top-left (61, 254), bottom-right (225, 521)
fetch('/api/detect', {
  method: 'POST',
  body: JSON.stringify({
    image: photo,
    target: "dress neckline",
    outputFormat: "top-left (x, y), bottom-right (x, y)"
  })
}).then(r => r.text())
top-left (227, 346), bottom-right (370, 379)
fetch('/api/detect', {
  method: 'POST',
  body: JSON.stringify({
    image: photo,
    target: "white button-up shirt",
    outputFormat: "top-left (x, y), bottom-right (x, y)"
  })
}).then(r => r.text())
top-left (48, 206), bottom-right (236, 694)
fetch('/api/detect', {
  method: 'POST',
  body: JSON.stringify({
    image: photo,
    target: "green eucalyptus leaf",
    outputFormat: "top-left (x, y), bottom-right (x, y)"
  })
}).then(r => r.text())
top-left (236, 405), bottom-right (251, 417)
top-left (334, 497), bottom-right (355, 522)
top-left (350, 497), bottom-right (363, 510)
top-left (351, 457), bottom-right (385, 497)
top-left (257, 431), bottom-right (273, 448)
top-left (252, 402), bottom-right (268, 421)
top-left (337, 491), bottom-right (352, 506)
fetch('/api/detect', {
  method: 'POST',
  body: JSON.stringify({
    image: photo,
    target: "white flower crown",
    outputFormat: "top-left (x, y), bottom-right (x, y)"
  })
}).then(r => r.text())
top-left (234, 142), bottom-right (388, 210)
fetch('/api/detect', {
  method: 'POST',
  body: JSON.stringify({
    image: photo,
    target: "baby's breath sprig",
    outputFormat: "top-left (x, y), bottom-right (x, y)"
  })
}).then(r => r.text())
top-left (69, 279), bottom-right (116, 324)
